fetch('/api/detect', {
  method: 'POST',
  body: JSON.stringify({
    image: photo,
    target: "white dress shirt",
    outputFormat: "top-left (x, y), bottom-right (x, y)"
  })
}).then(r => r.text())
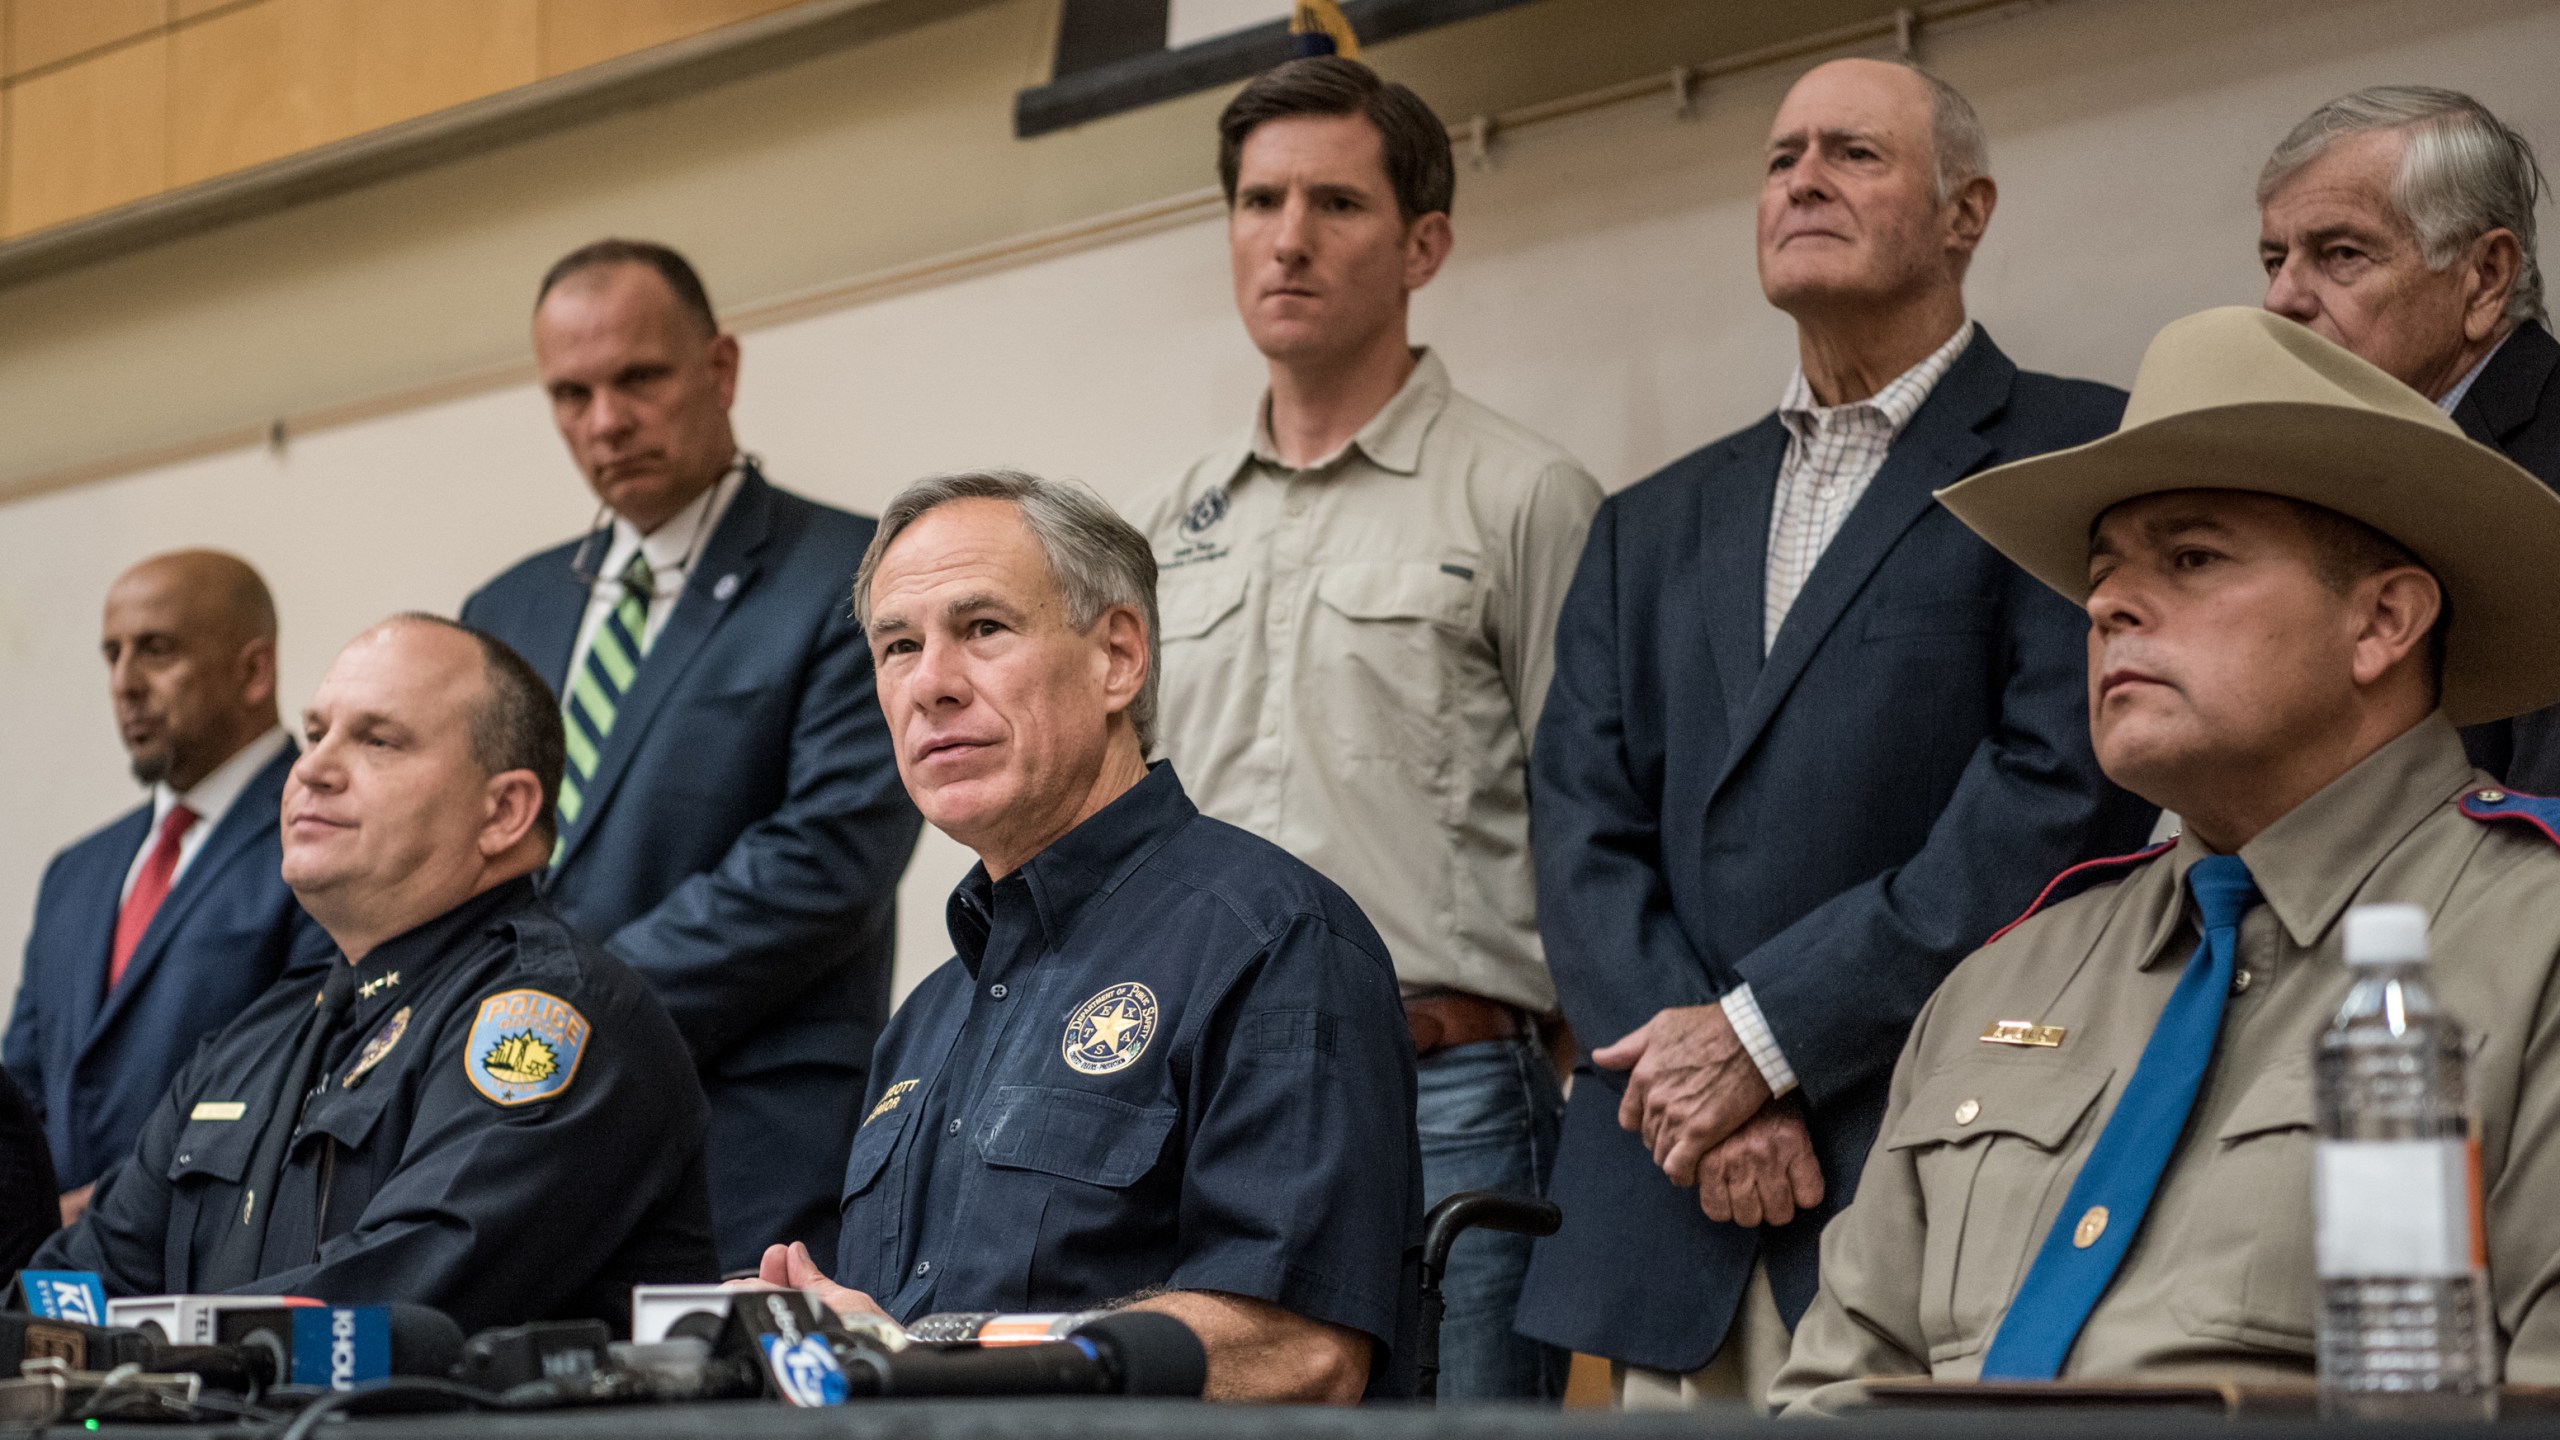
top-left (2437, 328), bottom-right (2513, 414)
top-left (120, 726), bottom-right (290, 903)
top-left (1726, 322), bottom-right (1975, 1098)
top-left (565, 462), bottom-right (744, 685)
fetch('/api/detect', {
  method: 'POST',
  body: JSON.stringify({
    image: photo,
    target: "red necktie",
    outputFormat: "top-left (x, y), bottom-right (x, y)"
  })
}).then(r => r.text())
top-left (110, 805), bottom-right (198, 992)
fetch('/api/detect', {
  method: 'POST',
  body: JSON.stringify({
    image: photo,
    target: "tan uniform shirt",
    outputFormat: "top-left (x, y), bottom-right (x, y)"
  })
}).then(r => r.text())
top-left (1135, 350), bottom-right (1603, 1013)
top-left (1775, 715), bottom-right (2560, 1412)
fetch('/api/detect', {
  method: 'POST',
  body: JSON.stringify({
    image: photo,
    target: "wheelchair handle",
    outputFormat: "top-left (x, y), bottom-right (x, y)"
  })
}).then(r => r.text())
top-left (1415, 1190), bottom-right (1561, 1403)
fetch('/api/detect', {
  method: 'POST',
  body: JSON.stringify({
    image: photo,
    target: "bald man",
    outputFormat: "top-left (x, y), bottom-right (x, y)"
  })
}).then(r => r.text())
top-left (36, 615), bottom-right (714, 1329)
top-left (5, 552), bottom-right (331, 1226)
top-left (1522, 59), bottom-right (2150, 1405)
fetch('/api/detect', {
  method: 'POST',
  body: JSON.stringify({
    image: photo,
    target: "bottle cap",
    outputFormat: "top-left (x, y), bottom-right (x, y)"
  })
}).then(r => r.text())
top-left (2343, 903), bottom-right (2428, 966)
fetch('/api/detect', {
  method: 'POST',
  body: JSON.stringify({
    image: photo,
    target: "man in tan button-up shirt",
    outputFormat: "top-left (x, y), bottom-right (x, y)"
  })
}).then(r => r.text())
top-left (1776, 308), bottom-right (2560, 1410)
top-left (1133, 58), bottom-right (1601, 1401)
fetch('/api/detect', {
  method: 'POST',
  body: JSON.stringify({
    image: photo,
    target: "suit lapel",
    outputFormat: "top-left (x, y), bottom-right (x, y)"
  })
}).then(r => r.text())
top-left (2454, 320), bottom-right (2560, 453)
top-left (82, 745), bottom-right (294, 1054)
top-left (1711, 336), bottom-right (2013, 797)
top-left (552, 468), bottom-right (778, 873)
top-left (63, 807), bottom-right (151, 1048)
top-left (1698, 422), bottom-right (1784, 739)
top-left (520, 539), bottom-right (601, 694)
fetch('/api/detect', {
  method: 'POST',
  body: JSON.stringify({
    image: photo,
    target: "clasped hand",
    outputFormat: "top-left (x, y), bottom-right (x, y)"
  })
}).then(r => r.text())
top-left (1593, 1004), bottom-right (1824, 1227)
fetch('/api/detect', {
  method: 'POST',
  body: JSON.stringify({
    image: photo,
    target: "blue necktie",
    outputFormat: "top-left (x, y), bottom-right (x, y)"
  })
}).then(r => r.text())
top-left (1978, 853), bottom-right (2259, 1379)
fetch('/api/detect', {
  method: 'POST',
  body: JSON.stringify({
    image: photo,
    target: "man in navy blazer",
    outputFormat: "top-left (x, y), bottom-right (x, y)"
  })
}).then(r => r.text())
top-left (1517, 61), bottom-right (2156, 1402)
top-left (6, 552), bottom-right (331, 1224)
top-left (2256, 85), bottom-right (2560, 794)
top-left (462, 241), bottom-right (919, 1271)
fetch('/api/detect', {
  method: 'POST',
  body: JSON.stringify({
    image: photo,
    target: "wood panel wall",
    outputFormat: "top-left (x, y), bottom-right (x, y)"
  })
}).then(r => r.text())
top-left (0, 0), bottom-right (810, 238)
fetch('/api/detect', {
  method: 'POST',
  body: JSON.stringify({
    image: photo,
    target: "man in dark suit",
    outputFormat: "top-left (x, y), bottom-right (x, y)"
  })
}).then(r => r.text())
top-left (1518, 60), bottom-right (2157, 1405)
top-left (0, 1071), bottom-right (58, 1276)
top-left (462, 241), bottom-right (919, 1272)
top-left (2258, 85), bottom-right (2560, 791)
top-left (6, 552), bottom-right (331, 1227)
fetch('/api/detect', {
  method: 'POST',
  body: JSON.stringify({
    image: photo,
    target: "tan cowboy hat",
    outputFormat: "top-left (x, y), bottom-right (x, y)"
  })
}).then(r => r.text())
top-left (1937, 305), bottom-right (2560, 725)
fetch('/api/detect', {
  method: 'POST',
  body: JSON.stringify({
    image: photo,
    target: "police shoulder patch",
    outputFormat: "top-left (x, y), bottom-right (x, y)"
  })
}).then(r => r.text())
top-left (466, 989), bottom-right (590, 1106)
top-left (1062, 982), bottom-right (1159, 1076)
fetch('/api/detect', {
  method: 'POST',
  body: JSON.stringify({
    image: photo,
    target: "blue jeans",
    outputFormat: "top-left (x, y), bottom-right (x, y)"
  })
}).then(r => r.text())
top-left (1418, 1034), bottom-right (1568, 1401)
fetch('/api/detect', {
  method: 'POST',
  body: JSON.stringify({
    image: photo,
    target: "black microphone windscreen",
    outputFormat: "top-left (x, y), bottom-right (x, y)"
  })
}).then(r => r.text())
top-left (1077, 1311), bottom-right (1206, 1398)
top-left (385, 1303), bottom-right (466, 1378)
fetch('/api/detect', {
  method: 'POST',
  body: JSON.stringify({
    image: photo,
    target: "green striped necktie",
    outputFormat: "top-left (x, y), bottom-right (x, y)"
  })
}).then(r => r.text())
top-left (556, 551), bottom-right (655, 859)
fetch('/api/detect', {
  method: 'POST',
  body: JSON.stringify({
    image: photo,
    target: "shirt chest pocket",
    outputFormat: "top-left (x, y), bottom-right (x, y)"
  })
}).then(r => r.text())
top-left (2165, 1060), bottom-right (2319, 1352)
top-left (975, 1085), bottom-right (1179, 1187)
top-left (975, 1086), bottom-right (1181, 1308)
top-left (837, 1103), bottom-right (914, 1293)
top-left (1154, 571), bottom-right (1253, 742)
top-left (165, 1109), bottom-right (264, 1284)
top-left (1309, 563), bottom-right (1479, 766)
top-left (1882, 1059), bottom-right (2114, 1363)
top-left (297, 1079), bottom-right (399, 1153)
top-left (166, 1111), bottom-right (262, 1188)
top-left (1157, 571), bottom-right (1249, 644)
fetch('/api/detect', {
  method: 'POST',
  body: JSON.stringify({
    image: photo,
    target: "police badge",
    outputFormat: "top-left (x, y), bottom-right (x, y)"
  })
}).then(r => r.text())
top-left (342, 1006), bottom-right (411, 1089)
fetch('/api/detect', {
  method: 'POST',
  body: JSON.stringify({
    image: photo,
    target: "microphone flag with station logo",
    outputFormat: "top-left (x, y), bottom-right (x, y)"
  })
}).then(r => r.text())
top-left (11, 1271), bottom-right (105, 1325)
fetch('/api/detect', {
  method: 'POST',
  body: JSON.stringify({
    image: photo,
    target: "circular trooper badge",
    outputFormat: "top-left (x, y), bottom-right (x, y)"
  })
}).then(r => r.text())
top-left (1062, 982), bottom-right (1160, 1076)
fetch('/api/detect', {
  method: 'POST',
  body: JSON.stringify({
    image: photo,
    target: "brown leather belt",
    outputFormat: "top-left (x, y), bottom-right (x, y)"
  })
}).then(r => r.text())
top-left (1404, 991), bottom-right (1528, 1057)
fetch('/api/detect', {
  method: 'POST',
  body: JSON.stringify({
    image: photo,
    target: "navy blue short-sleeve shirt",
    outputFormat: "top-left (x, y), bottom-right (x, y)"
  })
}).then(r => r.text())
top-left (837, 763), bottom-right (1422, 1392)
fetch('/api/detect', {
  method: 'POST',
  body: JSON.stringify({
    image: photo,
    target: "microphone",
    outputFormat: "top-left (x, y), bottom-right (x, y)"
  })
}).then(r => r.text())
top-left (215, 1303), bottom-right (465, 1392)
top-left (0, 1311), bottom-right (159, 1372)
top-left (847, 1311), bottom-right (1206, 1400)
top-left (0, 1301), bottom-right (461, 1398)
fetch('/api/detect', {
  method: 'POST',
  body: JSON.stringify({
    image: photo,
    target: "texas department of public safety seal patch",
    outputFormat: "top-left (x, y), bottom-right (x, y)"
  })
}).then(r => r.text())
top-left (465, 989), bottom-right (590, 1106)
top-left (1062, 982), bottom-right (1159, 1076)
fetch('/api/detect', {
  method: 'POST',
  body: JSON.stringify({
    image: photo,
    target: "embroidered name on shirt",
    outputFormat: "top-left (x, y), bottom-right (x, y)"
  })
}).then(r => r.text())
top-left (1981, 1019), bottom-right (2068, 1048)
top-left (865, 1079), bottom-right (918, 1126)
top-left (189, 1101), bottom-right (246, 1122)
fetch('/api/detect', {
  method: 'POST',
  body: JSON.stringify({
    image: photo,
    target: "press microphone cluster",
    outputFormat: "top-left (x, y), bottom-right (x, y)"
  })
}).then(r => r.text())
top-left (0, 1275), bottom-right (1205, 1421)
top-left (0, 1297), bottom-right (465, 1423)
top-left (490, 1291), bottom-right (1206, 1409)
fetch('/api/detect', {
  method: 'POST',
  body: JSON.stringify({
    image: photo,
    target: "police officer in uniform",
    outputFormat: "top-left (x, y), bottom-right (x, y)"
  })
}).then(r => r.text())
top-left (1774, 308), bottom-right (2560, 1409)
top-left (36, 615), bottom-right (717, 1333)
top-left (755, 471), bottom-right (1421, 1403)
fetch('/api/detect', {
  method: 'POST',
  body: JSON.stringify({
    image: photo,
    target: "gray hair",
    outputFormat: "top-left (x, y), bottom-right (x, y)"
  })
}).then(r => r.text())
top-left (2259, 85), bottom-right (2547, 324)
top-left (1910, 65), bottom-right (1989, 201)
top-left (851, 470), bottom-right (1161, 753)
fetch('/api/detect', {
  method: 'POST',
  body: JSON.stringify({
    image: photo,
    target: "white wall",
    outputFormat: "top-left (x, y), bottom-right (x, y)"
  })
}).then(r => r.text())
top-left (2, 0), bottom-right (2553, 1012)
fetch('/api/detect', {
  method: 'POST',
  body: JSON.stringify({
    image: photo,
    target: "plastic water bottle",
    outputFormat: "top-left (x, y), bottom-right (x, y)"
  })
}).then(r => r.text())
top-left (2313, 903), bottom-right (2494, 1420)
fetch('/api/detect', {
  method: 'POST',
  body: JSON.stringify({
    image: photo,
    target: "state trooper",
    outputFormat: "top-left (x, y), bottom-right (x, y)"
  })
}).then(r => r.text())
top-left (1775, 308), bottom-right (2560, 1409)
top-left (35, 615), bottom-right (718, 1333)
top-left (754, 470), bottom-right (1422, 1403)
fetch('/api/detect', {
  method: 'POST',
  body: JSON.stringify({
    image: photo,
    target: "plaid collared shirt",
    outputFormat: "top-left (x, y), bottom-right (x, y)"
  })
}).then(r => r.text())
top-left (1724, 321), bottom-right (1974, 1098)
top-left (1762, 323), bottom-right (1975, 652)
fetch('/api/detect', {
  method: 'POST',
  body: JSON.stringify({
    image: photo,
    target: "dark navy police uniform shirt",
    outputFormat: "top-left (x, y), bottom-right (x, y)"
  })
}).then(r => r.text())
top-left (36, 877), bottom-right (718, 1334)
top-left (839, 764), bottom-right (1423, 1393)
